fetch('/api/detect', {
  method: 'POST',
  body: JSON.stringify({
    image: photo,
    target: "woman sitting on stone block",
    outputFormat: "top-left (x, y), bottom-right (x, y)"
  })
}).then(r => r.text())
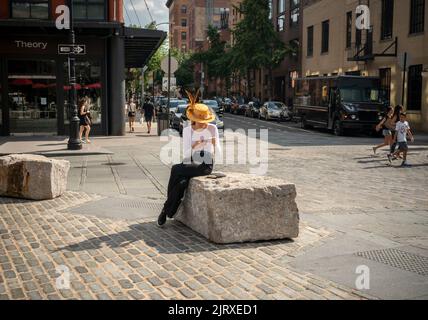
top-left (157, 90), bottom-right (221, 227)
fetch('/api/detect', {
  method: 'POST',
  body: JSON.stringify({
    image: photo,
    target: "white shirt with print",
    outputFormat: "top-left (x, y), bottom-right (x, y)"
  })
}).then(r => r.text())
top-left (183, 123), bottom-right (221, 161)
top-left (396, 121), bottom-right (410, 143)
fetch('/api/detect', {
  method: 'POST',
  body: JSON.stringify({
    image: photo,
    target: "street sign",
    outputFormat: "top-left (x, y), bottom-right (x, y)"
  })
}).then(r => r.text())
top-left (161, 56), bottom-right (178, 74)
top-left (162, 77), bottom-right (176, 91)
top-left (58, 44), bottom-right (86, 55)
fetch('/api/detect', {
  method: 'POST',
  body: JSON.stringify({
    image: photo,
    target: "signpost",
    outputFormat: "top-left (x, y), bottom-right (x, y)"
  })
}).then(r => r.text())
top-left (67, 0), bottom-right (82, 150)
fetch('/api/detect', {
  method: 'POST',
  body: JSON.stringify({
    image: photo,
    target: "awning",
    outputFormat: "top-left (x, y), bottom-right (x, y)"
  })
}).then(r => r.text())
top-left (124, 27), bottom-right (167, 68)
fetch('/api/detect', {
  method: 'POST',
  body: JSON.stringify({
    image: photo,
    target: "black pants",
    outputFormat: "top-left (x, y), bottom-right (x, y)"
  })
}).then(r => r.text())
top-left (162, 161), bottom-right (213, 218)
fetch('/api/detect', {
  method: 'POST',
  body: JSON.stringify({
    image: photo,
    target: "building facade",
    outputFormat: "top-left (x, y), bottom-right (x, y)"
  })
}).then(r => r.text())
top-left (167, 0), bottom-right (191, 52)
top-left (252, 0), bottom-right (303, 104)
top-left (167, 0), bottom-right (234, 98)
top-left (302, 0), bottom-right (428, 131)
top-left (0, 0), bottom-right (165, 136)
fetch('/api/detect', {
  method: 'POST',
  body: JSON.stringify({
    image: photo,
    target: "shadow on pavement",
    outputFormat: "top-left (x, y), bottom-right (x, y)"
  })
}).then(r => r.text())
top-left (54, 221), bottom-right (294, 254)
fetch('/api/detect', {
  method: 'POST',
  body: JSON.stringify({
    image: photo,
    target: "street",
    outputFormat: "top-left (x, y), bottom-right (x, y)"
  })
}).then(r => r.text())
top-left (1, 114), bottom-right (427, 300)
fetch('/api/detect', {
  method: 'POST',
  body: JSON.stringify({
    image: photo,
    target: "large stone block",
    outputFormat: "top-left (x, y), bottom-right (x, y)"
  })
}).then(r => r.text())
top-left (0, 154), bottom-right (70, 200)
top-left (175, 172), bottom-right (299, 244)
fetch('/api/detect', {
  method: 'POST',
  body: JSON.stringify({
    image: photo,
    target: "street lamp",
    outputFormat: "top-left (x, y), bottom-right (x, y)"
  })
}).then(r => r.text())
top-left (67, 0), bottom-right (82, 150)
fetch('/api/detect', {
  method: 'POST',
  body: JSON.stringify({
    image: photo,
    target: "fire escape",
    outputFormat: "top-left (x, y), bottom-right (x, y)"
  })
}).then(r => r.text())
top-left (348, 27), bottom-right (398, 62)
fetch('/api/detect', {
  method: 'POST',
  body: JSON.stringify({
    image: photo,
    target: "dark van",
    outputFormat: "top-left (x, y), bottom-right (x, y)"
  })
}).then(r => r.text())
top-left (293, 76), bottom-right (387, 136)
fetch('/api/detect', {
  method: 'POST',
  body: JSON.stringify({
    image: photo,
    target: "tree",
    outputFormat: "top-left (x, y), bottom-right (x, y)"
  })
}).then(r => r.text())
top-left (192, 25), bottom-right (232, 96)
top-left (230, 0), bottom-right (292, 99)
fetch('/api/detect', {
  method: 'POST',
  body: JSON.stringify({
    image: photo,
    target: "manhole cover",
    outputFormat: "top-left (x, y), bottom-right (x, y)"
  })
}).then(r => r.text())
top-left (120, 201), bottom-right (164, 210)
top-left (355, 248), bottom-right (428, 276)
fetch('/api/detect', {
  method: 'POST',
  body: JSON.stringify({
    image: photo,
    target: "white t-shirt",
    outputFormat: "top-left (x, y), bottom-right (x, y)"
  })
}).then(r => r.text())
top-left (183, 123), bottom-right (221, 162)
top-left (396, 121), bottom-right (410, 142)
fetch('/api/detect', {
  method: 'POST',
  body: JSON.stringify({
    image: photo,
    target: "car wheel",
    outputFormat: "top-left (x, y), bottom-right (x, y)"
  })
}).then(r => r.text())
top-left (333, 120), bottom-right (344, 136)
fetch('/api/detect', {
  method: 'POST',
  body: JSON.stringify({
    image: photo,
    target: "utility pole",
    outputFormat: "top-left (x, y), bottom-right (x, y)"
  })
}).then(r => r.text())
top-left (200, 62), bottom-right (204, 100)
top-left (67, 0), bottom-right (82, 150)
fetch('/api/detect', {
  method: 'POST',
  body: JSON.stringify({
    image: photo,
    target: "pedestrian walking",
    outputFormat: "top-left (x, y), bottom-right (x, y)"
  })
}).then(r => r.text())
top-left (157, 90), bottom-right (221, 227)
top-left (389, 105), bottom-right (404, 156)
top-left (388, 112), bottom-right (414, 167)
top-left (127, 97), bottom-right (137, 133)
top-left (142, 98), bottom-right (155, 134)
top-left (78, 96), bottom-right (92, 144)
top-left (372, 106), bottom-right (394, 154)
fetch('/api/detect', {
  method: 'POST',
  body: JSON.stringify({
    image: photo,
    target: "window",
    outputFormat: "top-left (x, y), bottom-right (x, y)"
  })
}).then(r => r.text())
top-left (181, 19), bottom-right (187, 27)
top-left (181, 44), bottom-right (187, 51)
top-left (379, 68), bottom-right (391, 103)
top-left (290, 0), bottom-right (300, 27)
top-left (181, 5), bottom-right (187, 14)
top-left (277, 14), bottom-right (286, 31)
top-left (381, 0), bottom-right (394, 40)
top-left (64, 60), bottom-right (103, 125)
top-left (11, 0), bottom-right (49, 19)
top-left (346, 11), bottom-right (352, 48)
top-left (268, 0), bottom-right (273, 20)
top-left (307, 26), bottom-right (313, 57)
top-left (410, 0), bottom-right (425, 34)
top-left (74, 0), bottom-right (105, 20)
top-left (321, 20), bottom-right (329, 53)
top-left (407, 65), bottom-right (423, 110)
top-left (356, 26), bottom-right (362, 47)
top-left (289, 39), bottom-right (299, 60)
top-left (181, 32), bottom-right (187, 40)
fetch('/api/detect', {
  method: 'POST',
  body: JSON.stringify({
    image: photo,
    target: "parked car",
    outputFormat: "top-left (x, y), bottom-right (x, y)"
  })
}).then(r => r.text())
top-left (223, 98), bottom-right (232, 112)
top-left (170, 104), bottom-right (187, 130)
top-left (179, 107), bottom-right (224, 136)
top-left (245, 101), bottom-right (262, 118)
top-left (164, 99), bottom-right (187, 113)
top-left (259, 102), bottom-right (283, 120)
top-left (202, 99), bottom-right (224, 115)
top-left (229, 97), bottom-right (243, 115)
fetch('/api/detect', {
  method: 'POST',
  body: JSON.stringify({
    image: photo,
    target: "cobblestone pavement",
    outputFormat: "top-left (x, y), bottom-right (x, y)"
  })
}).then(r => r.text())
top-left (0, 192), bottom-right (367, 300)
top-left (1, 114), bottom-right (427, 300)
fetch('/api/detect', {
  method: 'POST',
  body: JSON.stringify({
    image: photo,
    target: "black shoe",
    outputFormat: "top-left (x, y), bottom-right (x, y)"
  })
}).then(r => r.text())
top-left (157, 210), bottom-right (167, 227)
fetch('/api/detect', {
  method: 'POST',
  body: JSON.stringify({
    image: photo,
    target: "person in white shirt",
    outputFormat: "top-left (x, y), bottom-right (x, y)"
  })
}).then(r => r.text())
top-left (158, 92), bottom-right (220, 227)
top-left (127, 97), bottom-right (137, 133)
top-left (388, 112), bottom-right (414, 166)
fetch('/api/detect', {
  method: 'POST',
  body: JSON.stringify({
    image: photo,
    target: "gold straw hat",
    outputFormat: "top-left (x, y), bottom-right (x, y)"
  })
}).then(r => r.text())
top-left (185, 89), bottom-right (216, 123)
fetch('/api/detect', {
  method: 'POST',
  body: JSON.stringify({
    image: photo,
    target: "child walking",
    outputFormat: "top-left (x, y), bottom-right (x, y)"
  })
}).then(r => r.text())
top-left (388, 113), bottom-right (414, 167)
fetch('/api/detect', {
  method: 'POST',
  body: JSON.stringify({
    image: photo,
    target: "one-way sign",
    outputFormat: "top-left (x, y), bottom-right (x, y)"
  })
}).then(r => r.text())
top-left (58, 44), bottom-right (86, 55)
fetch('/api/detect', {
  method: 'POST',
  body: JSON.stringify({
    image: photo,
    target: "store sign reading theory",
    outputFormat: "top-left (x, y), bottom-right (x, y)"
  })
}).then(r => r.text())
top-left (15, 40), bottom-right (48, 50)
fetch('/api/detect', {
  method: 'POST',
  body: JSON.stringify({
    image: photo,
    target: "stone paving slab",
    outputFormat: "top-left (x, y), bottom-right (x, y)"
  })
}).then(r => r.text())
top-left (0, 192), bottom-right (368, 300)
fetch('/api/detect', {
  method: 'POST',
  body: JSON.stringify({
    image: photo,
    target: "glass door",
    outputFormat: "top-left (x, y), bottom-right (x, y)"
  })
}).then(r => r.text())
top-left (8, 59), bottom-right (57, 135)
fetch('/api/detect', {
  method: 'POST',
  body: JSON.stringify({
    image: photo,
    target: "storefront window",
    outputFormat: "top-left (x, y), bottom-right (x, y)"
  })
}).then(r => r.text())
top-left (8, 59), bottom-right (57, 134)
top-left (64, 60), bottom-right (102, 126)
top-left (11, 0), bottom-right (49, 19)
top-left (74, 0), bottom-right (105, 20)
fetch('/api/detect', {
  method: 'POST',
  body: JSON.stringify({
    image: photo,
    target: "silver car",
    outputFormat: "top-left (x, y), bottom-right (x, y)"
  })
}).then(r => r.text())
top-left (259, 102), bottom-right (282, 120)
